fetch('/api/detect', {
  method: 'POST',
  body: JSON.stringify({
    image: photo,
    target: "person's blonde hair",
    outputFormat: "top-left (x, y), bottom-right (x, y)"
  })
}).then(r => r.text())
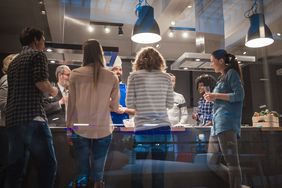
top-left (2, 54), bottom-right (18, 74)
top-left (82, 39), bottom-right (105, 88)
top-left (133, 47), bottom-right (166, 71)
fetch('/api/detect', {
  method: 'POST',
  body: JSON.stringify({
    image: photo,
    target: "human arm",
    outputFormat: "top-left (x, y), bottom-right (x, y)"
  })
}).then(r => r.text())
top-left (65, 73), bottom-right (76, 145)
top-left (178, 95), bottom-right (188, 124)
top-left (204, 121), bottom-right (212, 126)
top-left (109, 74), bottom-right (120, 112)
top-left (115, 105), bottom-right (136, 115)
top-left (33, 52), bottom-right (58, 97)
top-left (43, 96), bottom-right (62, 115)
top-left (0, 77), bottom-right (8, 112)
top-left (35, 81), bottom-right (58, 97)
top-left (126, 74), bottom-right (136, 110)
top-left (204, 92), bottom-right (230, 102)
top-left (166, 77), bottom-right (174, 109)
top-left (204, 69), bottom-right (244, 102)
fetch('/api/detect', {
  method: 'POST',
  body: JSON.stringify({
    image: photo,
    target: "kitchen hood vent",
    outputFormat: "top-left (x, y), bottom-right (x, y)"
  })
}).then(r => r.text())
top-left (44, 42), bottom-right (119, 65)
top-left (171, 52), bottom-right (256, 72)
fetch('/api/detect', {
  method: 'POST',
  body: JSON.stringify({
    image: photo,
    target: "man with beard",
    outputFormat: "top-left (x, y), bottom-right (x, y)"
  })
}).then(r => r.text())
top-left (44, 65), bottom-right (71, 126)
top-left (111, 56), bottom-right (135, 125)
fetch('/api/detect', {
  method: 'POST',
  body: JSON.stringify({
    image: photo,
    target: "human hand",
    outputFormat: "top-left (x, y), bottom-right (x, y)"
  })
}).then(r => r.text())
top-left (192, 113), bottom-right (198, 120)
top-left (204, 93), bottom-right (216, 102)
top-left (51, 86), bottom-right (58, 97)
top-left (59, 98), bottom-right (64, 105)
top-left (204, 121), bottom-right (212, 126)
top-left (63, 95), bottom-right (68, 106)
top-left (115, 105), bottom-right (126, 114)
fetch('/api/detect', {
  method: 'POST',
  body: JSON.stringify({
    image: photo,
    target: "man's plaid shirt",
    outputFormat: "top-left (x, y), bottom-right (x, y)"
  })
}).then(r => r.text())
top-left (6, 46), bottom-right (49, 127)
top-left (197, 97), bottom-right (213, 126)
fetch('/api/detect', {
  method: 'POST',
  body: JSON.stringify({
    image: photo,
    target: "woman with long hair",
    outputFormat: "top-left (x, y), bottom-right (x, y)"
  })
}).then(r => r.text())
top-left (204, 49), bottom-right (245, 188)
top-left (66, 39), bottom-right (120, 188)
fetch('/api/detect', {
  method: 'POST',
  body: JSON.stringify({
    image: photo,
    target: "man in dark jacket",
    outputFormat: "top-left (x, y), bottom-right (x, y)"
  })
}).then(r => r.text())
top-left (44, 65), bottom-right (71, 126)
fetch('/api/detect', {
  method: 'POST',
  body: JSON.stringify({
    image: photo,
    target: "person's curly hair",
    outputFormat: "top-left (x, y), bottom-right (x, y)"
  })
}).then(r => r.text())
top-left (133, 47), bottom-right (166, 71)
top-left (195, 74), bottom-right (217, 91)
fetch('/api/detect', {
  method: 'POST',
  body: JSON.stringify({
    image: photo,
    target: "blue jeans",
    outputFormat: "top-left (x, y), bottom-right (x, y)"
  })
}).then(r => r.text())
top-left (207, 131), bottom-right (242, 188)
top-left (71, 132), bottom-right (112, 182)
top-left (132, 126), bottom-right (172, 188)
top-left (5, 121), bottom-right (57, 188)
top-left (0, 127), bottom-right (9, 187)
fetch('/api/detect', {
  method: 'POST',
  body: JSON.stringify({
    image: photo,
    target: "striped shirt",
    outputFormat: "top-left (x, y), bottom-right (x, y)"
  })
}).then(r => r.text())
top-left (126, 70), bottom-right (174, 131)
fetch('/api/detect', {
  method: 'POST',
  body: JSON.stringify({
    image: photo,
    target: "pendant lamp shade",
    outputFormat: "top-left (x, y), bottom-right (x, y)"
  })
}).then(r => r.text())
top-left (131, 5), bottom-right (161, 44)
top-left (245, 13), bottom-right (274, 48)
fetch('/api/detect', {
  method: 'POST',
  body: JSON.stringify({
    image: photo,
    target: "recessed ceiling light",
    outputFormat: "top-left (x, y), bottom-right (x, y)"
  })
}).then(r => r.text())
top-left (277, 33), bottom-right (281, 36)
top-left (168, 31), bottom-right (174, 38)
top-left (170, 21), bottom-right (175, 26)
top-left (104, 26), bottom-right (111, 33)
top-left (46, 48), bottom-right (52, 52)
top-left (50, 60), bottom-right (55, 63)
top-left (182, 32), bottom-right (188, 38)
top-left (188, 5), bottom-right (192, 8)
top-left (87, 25), bottom-right (94, 32)
top-left (183, 67), bottom-right (188, 70)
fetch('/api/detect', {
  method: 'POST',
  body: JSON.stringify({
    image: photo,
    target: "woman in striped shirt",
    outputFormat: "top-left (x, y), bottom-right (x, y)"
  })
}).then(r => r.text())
top-left (126, 47), bottom-right (174, 188)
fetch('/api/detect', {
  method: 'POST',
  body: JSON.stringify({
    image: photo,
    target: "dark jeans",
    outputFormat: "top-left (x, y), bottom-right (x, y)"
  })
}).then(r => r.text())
top-left (0, 127), bottom-right (9, 187)
top-left (4, 121), bottom-right (57, 188)
top-left (71, 132), bottom-right (112, 182)
top-left (207, 131), bottom-right (242, 188)
top-left (132, 126), bottom-right (172, 188)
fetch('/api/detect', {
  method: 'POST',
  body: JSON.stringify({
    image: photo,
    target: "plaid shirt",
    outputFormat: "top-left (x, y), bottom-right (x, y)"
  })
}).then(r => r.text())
top-left (197, 97), bottom-right (213, 126)
top-left (6, 46), bottom-right (49, 127)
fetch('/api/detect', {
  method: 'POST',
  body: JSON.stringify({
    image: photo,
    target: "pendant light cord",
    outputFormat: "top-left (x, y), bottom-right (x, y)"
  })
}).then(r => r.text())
top-left (244, 0), bottom-right (258, 18)
top-left (135, 0), bottom-right (150, 16)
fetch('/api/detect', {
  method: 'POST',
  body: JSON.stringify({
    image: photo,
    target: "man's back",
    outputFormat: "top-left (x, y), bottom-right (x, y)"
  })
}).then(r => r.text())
top-left (6, 47), bottom-right (48, 127)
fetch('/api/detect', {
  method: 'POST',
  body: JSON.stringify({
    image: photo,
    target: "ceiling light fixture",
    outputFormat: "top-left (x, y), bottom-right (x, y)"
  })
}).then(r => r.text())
top-left (90, 21), bottom-right (124, 36)
top-left (244, 0), bottom-right (274, 48)
top-left (104, 26), bottom-right (111, 34)
top-left (182, 32), bottom-right (188, 38)
top-left (87, 25), bottom-right (94, 32)
top-left (131, 0), bottom-right (161, 44)
top-left (168, 30), bottom-right (174, 38)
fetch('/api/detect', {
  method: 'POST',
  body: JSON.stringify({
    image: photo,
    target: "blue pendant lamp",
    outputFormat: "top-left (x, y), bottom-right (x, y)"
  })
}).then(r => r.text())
top-left (131, 2), bottom-right (161, 44)
top-left (245, 0), bottom-right (274, 48)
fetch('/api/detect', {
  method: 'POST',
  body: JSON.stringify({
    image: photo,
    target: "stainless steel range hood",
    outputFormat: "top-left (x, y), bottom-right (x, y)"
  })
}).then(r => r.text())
top-left (44, 42), bottom-right (119, 65)
top-left (170, 52), bottom-right (256, 72)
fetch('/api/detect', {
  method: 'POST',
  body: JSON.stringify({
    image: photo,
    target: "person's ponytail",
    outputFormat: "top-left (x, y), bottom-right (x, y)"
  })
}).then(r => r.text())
top-left (211, 49), bottom-right (243, 81)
